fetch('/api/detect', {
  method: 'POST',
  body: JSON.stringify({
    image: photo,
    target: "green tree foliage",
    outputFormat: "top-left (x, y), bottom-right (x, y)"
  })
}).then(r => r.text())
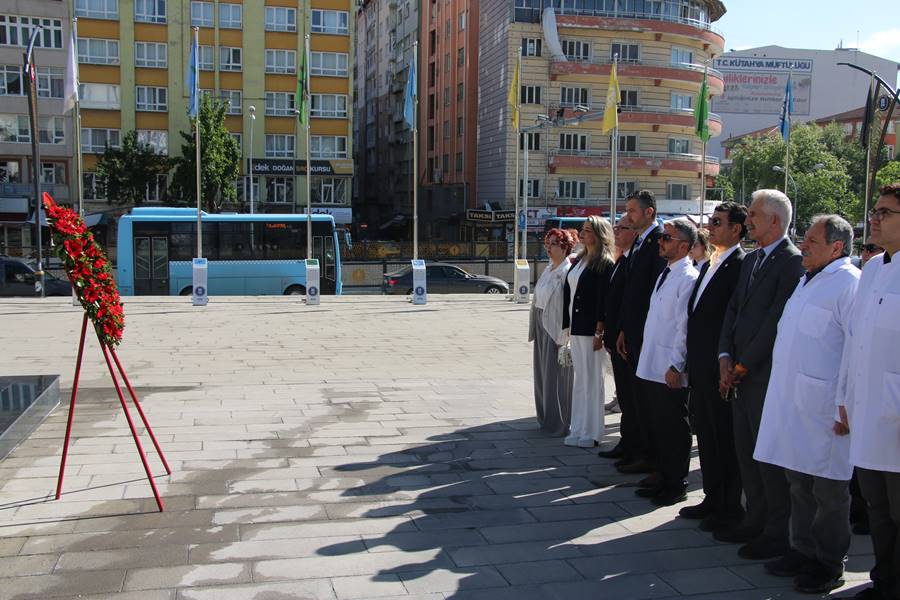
top-left (170, 95), bottom-right (241, 213)
top-left (876, 160), bottom-right (900, 189)
top-left (94, 130), bottom-right (171, 207)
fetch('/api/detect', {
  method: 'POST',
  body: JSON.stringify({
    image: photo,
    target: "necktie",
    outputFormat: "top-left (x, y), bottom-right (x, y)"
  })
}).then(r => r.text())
top-left (655, 266), bottom-right (670, 292)
top-left (748, 249), bottom-right (765, 287)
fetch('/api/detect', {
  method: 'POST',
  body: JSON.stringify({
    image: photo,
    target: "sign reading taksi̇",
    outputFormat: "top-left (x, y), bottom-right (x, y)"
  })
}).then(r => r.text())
top-left (247, 158), bottom-right (354, 176)
top-left (466, 209), bottom-right (515, 223)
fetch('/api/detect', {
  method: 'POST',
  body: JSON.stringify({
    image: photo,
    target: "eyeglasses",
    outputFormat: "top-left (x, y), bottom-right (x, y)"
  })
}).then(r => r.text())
top-left (868, 207), bottom-right (900, 221)
top-left (660, 233), bottom-right (688, 243)
top-left (862, 243), bottom-right (883, 253)
top-left (708, 217), bottom-right (727, 227)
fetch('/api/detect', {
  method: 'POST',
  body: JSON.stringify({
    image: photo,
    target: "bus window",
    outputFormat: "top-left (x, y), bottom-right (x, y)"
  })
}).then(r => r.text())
top-left (324, 236), bottom-right (335, 280)
top-left (218, 222), bottom-right (254, 260)
top-left (262, 222), bottom-right (306, 260)
top-left (169, 222), bottom-right (218, 260)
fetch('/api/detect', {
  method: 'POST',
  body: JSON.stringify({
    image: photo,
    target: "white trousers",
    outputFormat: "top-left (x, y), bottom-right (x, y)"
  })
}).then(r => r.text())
top-left (569, 334), bottom-right (606, 442)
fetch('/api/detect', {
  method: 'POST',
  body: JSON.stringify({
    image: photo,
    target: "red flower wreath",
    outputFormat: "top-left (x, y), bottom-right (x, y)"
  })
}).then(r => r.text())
top-left (43, 193), bottom-right (125, 346)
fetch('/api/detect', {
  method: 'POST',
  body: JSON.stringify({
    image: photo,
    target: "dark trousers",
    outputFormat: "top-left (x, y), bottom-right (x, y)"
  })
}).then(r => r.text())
top-left (733, 381), bottom-right (791, 542)
top-left (641, 378), bottom-right (691, 492)
top-left (785, 469), bottom-right (851, 572)
top-left (857, 467), bottom-right (900, 600)
top-left (689, 383), bottom-right (743, 518)
top-left (626, 353), bottom-right (653, 463)
top-left (610, 349), bottom-right (638, 457)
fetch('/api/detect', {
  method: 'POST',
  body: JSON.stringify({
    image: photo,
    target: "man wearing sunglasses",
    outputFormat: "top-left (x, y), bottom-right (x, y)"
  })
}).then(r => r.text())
top-left (682, 202), bottom-right (748, 532)
top-left (837, 182), bottom-right (900, 600)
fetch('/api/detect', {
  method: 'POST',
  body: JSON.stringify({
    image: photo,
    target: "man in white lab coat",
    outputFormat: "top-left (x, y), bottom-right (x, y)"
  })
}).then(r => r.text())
top-left (635, 218), bottom-right (699, 506)
top-left (837, 183), bottom-right (900, 600)
top-left (754, 215), bottom-right (859, 594)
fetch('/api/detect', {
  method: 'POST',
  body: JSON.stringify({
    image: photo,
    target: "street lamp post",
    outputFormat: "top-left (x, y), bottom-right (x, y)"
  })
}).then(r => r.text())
top-left (248, 105), bottom-right (255, 214)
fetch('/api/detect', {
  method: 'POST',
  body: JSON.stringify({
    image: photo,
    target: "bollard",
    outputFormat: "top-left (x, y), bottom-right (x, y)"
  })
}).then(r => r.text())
top-left (191, 257), bottom-right (208, 306)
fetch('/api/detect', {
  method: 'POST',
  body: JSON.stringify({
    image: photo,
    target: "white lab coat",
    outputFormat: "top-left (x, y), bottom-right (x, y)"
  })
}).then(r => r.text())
top-left (754, 258), bottom-right (859, 480)
top-left (637, 256), bottom-right (698, 384)
top-left (839, 251), bottom-right (900, 473)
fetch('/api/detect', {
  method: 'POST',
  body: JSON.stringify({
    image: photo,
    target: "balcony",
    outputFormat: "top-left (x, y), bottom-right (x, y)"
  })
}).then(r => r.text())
top-left (551, 58), bottom-right (725, 96)
top-left (550, 104), bottom-right (723, 137)
top-left (549, 149), bottom-right (720, 177)
top-left (1, 183), bottom-right (70, 201)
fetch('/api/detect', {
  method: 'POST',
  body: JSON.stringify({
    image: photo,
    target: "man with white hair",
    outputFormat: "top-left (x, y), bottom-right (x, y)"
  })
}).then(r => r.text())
top-left (754, 214), bottom-right (859, 594)
top-left (716, 189), bottom-right (805, 560)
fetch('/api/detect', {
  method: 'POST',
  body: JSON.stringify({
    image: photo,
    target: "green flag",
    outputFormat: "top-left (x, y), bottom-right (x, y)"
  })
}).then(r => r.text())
top-left (694, 67), bottom-right (710, 143)
top-left (296, 48), bottom-right (307, 126)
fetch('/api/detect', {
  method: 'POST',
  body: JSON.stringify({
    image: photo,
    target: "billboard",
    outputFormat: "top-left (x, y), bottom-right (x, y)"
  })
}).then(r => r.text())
top-left (713, 57), bottom-right (813, 116)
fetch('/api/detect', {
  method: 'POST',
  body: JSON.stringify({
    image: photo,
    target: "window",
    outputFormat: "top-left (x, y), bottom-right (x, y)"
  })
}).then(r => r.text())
top-left (191, 1), bottom-right (213, 27)
top-left (457, 116), bottom-right (464, 138)
top-left (311, 52), bottom-right (348, 76)
top-left (311, 9), bottom-right (349, 35)
top-left (520, 85), bottom-right (542, 104)
top-left (134, 0), bottom-right (166, 23)
top-left (219, 47), bottom-right (241, 71)
top-left (558, 180), bottom-right (587, 200)
top-left (78, 83), bottom-right (120, 109)
top-left (620, 89), bottom-right (638, 107)
top-left (671, 93), bottom-right (692, 110)
top-left (137, 129), bottom-right (168, 154)
top-left (0, 15), bottom-right (64, 49)
top-left (456, 152), bottom-right (463, 172)
top-left (265, 49), bottom-right (296, 74)
top-left (81, 128), bottom-right (120, 153)
top-left (266, 176), bottom-right (293, 203)
top-left (135, 42), bottom-right (166, 68)
top-left (521, 38), bottom-right (541, 57)
top-left (36, 68), bottom-right (64, 98)
top-left (0, 65), bottom-right (21, 95)
top-left (136, 86), bottom-right (167, 111)
top-left (311, 177), bottom-right (347, 204)
top-left (38, 117), bottom-right (64, 144)
top-left (457, 47), bottom-right (465, 66)
top-left (265, 92), bottom-right (295, 116)
top-left (561, 39), bottom-right (590, 61)
top-left (518, 178), bottom-right (540, 198)
top-left (0, 115), bottom-right (29, 143)
top-left (311, 136), bottom-right (347, 159)
top-left (444, 86), bottom-right (450, 106)
top-left (616, 134), bottom-right (637, 152)
top-left (457, 83), bottom-right (464, 101)
top-left (145, 174), bottom-right (167, 203)
top-left (560, 86), bottom-right (589, 106)
top-left (667, 183), bottom-right (690, 200)
top-left (220, 90), bottom-right (241, 114)
top-left (519, 131), bottom-right (541, 151)
top-left (443, 120), bottom-right (450, 139)
top-left (559, 132), bottom-right (588, 153)
top-left (265, 134), bottom-right (294, 158)
top-left (265, 7), bottom-right (296, 32)
top-left (198, 45), bottom-right (213, 70)
top-left (311, 94), bottom-right (348, 118)
top-left (75, 0), bottom-right (118, 20)
top-left (219, 3), bottom-right (242, 28)
top-left (230, 132), bottom-right (241, 153)
top-left (668, 138), bottom-right (690, 154)
top-left (41, 162), bottom-right (66, 185)
top-left (459, 11), bottom-right (466, 30)
top-left (611, 181), bottom-right (637, 199)
top-left (671, 46), bottom-right (694, 66)
top-left (83, 172), bottom-right (105, 200)
top-left (611, 42), bottom-right (639, 63)
top-left (77, 38), bottom-right (119, 64)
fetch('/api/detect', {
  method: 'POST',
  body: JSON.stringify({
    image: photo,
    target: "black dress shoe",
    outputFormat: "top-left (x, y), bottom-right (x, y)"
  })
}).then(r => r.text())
top-left (713, 524), bottom-right (761, 544)
top-left (638, 473), bottom-right (662, 488)
top-left (652, 488), bottom-right (688, 507)
top-left (794, 563), bottom-right (845, 594)
top-left (679, 501), bottom-right (715, 520)
top-left (738, 535), bottom-right (790, 560)
top-left (764, 549), bottom-right (817, 577)
top-left (598, 445), bottom-right (625, 459)
top-left (634, 486), bottom-right (663, 498)
top-left (617, 459), bottom-right (654, 474)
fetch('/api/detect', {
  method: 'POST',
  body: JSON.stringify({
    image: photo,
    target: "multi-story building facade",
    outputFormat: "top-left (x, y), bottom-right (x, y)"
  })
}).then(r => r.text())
top-left (353, 0), bottom-right (417, 238)
top-left (1, 1), bottom-right (74, 253)
top-left (477, 0), bottom-right (727, 232)
top-left (73, 0), bottom-right (355, 225)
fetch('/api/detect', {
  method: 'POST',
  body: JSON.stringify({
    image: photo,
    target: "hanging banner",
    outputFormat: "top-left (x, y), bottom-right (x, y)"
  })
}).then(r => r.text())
top-left (713, 57), bottom-right (813, 116)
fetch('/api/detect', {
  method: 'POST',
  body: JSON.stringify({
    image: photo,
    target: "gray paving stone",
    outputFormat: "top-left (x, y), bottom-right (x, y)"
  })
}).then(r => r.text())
top-left (659, 567), bottom-right (756, 595)
top-left (330, 574), bottom-right (408, 598)
top-left (174, 579), bottom-right (336, 600)
top-left (398, 566), bottom-right (510, 594)
top-left (123, 562), bottom-right (251, 591)
top-left (448, 539), bottom-right (586, 567)
top-left (495, 559), bottom-right (583, 585)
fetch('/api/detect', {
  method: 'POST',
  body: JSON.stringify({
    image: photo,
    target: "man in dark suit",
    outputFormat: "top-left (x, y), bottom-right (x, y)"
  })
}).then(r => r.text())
top-left (614, 190), bottom-right (667, 475)
top-left (717, 189), bottom-right (805, 560)
top-left (680, 202), bottom-right (748, 531)
top-left (599, 216), bottom-right (637, 459)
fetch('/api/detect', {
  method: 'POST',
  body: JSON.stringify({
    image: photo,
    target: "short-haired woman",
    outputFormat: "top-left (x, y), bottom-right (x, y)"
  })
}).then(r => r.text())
top-left (691, 228), bottom-right (712, 268)
top-left (562, 216), bottom-right (615, 447)
top-left (529, 228), bottom-right (575, 436)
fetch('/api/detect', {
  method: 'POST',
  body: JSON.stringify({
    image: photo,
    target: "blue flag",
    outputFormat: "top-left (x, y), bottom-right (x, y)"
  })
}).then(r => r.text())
top-left (779, 74), bottom-right (793, 142)
top-left (186, 36), bottom-right (199, 118)
top-left (403, 55), bottom-right (416, 128)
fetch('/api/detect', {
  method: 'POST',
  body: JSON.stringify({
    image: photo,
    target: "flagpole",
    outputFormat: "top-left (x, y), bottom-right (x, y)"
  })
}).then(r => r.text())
top-left (784, 69), bottom-right (792, 236)
top-left (193, 27), bottom-right (202, 258)
top-left (520, 56), bottom-right (527, 263)
top-left (699, 64), bottom-right (708, 228)
top-left (71, 18), bottom-right (83, 218)
top-left (611, 53), bottom-right (618, 223)
top-left (862, 72), bottom-right (875, 243)
top-left (513, 53), bottom-right (520, 266)
top-left (305, 33), bottom-right (312, 261)
top-left (412, 40), bottom-right (419, 261)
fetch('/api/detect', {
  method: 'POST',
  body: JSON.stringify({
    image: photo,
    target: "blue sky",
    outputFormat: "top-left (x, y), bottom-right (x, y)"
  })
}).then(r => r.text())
top-left (717, 0), bottom-right (900, 71)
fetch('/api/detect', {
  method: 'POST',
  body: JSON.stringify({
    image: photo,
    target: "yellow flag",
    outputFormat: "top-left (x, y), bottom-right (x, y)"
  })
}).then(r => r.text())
top-left (602, 63), bottom-right (620, 134)
top-left (508, 58), bottom-right (520, 130)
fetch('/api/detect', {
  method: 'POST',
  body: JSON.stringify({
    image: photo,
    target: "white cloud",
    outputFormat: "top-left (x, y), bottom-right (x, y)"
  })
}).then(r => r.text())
top-left (859, 28), bottom-right (900, 61)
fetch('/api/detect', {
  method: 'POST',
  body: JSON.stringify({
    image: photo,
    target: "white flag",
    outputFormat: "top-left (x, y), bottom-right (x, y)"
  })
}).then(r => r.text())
top-left (64, 26), bottom-right (79, 112)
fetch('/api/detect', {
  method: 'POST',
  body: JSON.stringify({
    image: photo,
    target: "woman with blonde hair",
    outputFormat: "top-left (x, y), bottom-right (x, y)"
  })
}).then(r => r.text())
top-left (529, 228), bottom-right (576, 435)
top-left (691, 228), bottom-right (712, 267)
top-left (562, 216), bottom-right (615, 447)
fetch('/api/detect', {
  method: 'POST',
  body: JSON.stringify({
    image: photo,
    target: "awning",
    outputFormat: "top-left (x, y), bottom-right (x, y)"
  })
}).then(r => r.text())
top-left (28, 210), bottom-right (106, 228)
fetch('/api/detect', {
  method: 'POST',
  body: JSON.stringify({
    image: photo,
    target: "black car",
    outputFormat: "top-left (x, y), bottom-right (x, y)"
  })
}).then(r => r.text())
top-left (382, 262), bottom-right (510, 295)
top-left (0, 257), bottom-right (72, 297)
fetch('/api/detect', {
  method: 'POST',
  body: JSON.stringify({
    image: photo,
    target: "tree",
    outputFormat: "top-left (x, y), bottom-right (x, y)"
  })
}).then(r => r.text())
top-left (94, 130), bottom-right (171, 207)
top-left (169, 94), bottom-right (241, 213)
top-left (876, 160), bottom-right (900, 189)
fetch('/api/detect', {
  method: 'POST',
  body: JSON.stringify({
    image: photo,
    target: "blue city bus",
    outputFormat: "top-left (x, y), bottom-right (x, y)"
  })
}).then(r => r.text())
top-left (117, 208), bottom-right (342, 296)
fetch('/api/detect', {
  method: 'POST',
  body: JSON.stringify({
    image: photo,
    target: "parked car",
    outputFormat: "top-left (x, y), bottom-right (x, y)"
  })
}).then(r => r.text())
top-left (382, 262), bottom-right (509, 295)
top-left (0, 257), bottom-right (72, 297)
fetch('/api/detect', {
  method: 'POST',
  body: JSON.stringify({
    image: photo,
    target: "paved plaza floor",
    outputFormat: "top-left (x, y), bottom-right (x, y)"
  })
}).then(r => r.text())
top-left (0, 296), bottom-right (875, 599)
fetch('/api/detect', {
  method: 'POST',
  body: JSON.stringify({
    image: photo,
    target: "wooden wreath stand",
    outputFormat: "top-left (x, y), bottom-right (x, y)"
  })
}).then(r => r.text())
top-left (55, 313), bottom-right (171, 512)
